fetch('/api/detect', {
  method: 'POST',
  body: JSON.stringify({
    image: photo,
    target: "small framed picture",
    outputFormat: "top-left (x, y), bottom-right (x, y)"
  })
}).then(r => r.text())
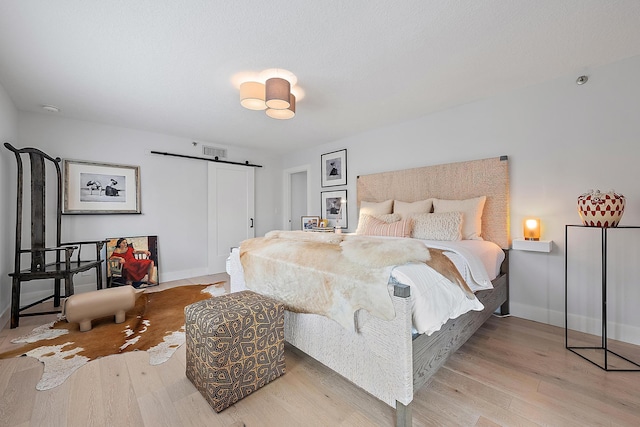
top-left (321, 149), bottom-right (347, 187)
top-left (301, 215), bottom-right (320, 231)
top-left (321, 190), bottom-right (348, 229)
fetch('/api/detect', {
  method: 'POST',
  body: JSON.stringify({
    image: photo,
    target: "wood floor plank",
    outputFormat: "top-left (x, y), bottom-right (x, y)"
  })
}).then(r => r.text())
top-left (537, 379), bottom-right (640, 426)
top-left (465, 329), bottom-right (639, 404)
top-left (424, 377), bottom-right (538, 427)
top-left (508, 389), bottom-right (611, 427)
top-left (474, 416), bottom-right (503, 427)
top-left (30, 374), bottom-right (71, 426)
top-left (434, 367), bottom-right (513, 410)
top-left (66, 359), bottom-right (106, 427)
top-left (0, 358), bottom-right (42, 426)
top-left (172, 390), bottom-right (231, 427)
top-left (98, 354), bottom-right (145, 427)
top-left (444, 349), bottom-right (541, 396)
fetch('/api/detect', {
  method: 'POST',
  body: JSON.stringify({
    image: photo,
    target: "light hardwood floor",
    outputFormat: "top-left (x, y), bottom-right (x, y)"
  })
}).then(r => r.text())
top-left (1, 275), bottom-right (639, 427)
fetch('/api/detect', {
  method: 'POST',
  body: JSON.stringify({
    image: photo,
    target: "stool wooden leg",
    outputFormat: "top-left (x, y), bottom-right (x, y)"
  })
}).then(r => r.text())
top-left (10, 277), bottom-right (20, 329)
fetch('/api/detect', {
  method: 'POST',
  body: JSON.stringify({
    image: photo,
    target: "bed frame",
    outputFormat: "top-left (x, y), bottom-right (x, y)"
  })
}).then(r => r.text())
top-left (283, 156), bottom-right (510, 426)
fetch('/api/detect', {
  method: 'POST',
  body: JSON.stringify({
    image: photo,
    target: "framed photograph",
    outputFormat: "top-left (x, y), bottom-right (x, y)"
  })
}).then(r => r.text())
top-left (321, 190), bottom-right (348, 229)
top-left (321, 149), bottom-right (347, 187)
top-left (63, 159), bottom-right (141, 214)
top-left (301, 215), bottom-right (320, 231)
top-left (106, 235), bottom-right (159, 287)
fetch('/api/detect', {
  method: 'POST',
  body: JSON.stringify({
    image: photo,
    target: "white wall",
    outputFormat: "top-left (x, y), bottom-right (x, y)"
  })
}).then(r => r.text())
top-left (7, 112), bottom-right (281, 300)
top-left (0, 81), bottom-right (18, 326)
top-left (282, 54), bottom-right (640, 345)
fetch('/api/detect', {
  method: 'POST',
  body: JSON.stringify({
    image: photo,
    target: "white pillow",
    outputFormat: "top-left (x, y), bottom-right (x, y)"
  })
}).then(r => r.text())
top-left (356, 200), bottom-right (394, 234)
top-left (411, 212), bottom-right (462, 241)
top-left (355, 213), bottom-right (401, 234)
top-left (393, 199), bottom-right (433, 219)
top-left (433, 196), bottom-right (486, 240)
top-left (359, 199), bottom-right (393, 216)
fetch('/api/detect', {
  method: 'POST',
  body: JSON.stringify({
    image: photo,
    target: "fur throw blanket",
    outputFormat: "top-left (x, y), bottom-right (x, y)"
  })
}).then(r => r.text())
top-left (239, 231), bottom-right (472, 330)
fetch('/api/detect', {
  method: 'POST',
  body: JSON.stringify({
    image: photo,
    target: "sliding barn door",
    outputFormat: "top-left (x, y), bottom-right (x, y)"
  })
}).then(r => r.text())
top-left (208, 163), bottom-right (255, 273)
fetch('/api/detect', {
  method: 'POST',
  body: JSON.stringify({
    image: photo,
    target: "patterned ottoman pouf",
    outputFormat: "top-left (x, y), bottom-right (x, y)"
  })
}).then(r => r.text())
top-left (184, 290), bottom-right (286, 412)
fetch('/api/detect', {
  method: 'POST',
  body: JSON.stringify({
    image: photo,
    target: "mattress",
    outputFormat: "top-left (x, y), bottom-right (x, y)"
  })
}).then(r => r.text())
top-left (226, 238), bottom-right (504, 336)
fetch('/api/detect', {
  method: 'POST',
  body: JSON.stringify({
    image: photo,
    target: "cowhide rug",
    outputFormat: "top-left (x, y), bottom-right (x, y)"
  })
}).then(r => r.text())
top-left (0, 283), bottom-right (226, 390)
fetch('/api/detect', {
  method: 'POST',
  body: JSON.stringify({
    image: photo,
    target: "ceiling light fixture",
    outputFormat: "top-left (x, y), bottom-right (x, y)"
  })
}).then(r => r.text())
top-left (239, 82), bottom-right (267, 110)
top-left (265, 93), bottom-right (295, 120)
top-left (239, 69), bottom-right (299, 120)
top-left (265, 77), bottom-right (291, 109)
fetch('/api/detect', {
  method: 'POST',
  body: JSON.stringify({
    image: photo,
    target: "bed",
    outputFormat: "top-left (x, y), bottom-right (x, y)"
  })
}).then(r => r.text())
top-left (226, 156), bottom-right (510, 426)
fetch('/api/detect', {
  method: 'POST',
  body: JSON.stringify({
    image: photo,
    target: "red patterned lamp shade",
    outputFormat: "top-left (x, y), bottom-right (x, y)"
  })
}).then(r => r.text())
top-left (577, 189), bottom-right (625, 227)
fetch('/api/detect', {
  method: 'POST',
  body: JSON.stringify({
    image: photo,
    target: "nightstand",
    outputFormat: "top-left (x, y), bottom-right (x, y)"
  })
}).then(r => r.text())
top-left (512, 238), bottom-right (552, 252)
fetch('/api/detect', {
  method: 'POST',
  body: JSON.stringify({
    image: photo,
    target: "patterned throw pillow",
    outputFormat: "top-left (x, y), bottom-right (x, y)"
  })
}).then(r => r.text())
top-left (355, 213), bottom-right (401, 235)
top-left (356, 200), bottom-right (395, 234)
top-left (358, 215), bottom-right (412, 238)
top-left (411, 212), bottom-right (463, 241)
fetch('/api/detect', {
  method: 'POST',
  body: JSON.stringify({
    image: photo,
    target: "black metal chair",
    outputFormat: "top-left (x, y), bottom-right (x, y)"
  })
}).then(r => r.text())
top-left (4, 142), bottom-right (107, 328)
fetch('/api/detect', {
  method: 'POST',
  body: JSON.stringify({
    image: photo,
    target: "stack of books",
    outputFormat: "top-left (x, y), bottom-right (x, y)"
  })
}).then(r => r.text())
top-left (311, 226), bottom-right (335, 232)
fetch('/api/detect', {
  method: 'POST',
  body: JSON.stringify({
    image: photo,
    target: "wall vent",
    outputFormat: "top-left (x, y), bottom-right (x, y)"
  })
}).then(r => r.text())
top-left (202, 145), bottom-right (227, 158)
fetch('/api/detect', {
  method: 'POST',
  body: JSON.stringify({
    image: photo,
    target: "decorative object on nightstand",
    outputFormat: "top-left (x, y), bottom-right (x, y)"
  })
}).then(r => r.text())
top-left (311, 226), bottom-right (335, 233)
top-left (301, 215), bottom-right (320, 231)
top-left (512, 217), bottom-right (552, 252)
top-left (523, 218), bottom-right (540, 240)
top-left (577, 189), bottom-right (625, 227)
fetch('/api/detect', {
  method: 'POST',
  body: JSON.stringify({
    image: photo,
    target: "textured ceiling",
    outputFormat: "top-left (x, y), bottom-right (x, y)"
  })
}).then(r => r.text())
top-left (1, 1), bottom-right (639, 153)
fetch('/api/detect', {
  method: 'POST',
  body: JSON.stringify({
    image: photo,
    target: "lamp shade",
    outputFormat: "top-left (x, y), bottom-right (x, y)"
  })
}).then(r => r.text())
top-left (265, 93), bottom-right (296, 119)
top-left (240, 82), bottom-right (266, 110)
top-left (265, 77), bottom-right (291, 109)
top-left (524, 218), bottom-right (540, 241)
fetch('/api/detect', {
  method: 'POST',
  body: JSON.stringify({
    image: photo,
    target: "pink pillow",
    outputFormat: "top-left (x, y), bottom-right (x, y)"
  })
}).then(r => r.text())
top-left (359, 215), bottom-right (412, 238)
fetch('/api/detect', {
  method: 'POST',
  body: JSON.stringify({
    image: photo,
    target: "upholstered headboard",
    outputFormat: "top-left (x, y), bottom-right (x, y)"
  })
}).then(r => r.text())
top-left (356, 156), bottom-right (510, 249)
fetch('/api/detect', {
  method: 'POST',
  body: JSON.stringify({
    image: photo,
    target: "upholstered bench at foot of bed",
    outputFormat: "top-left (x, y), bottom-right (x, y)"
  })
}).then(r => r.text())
top-left (184, 290), bottom-right (286, 413)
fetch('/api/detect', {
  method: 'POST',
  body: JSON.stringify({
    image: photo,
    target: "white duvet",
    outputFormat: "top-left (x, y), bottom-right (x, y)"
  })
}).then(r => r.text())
top-left (226, 239), bottom-right (504, 336)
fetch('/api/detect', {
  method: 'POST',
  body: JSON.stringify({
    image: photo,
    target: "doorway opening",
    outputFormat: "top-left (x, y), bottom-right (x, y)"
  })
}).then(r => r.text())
top-left (283, 165), bottom-right (311, 230)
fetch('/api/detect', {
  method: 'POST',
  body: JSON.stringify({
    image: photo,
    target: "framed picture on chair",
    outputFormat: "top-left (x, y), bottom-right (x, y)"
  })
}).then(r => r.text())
top-left (63, 159), bottom-right (141, 214)
top-left (106, 236), bottom-right (159, 288)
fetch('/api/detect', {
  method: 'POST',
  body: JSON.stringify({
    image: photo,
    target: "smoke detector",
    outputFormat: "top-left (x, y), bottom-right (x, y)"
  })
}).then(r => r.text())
top-left (41, 104), bottom-right (60, 113)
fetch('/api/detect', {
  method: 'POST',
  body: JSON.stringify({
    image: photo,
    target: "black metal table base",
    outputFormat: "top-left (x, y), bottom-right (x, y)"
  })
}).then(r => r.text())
top-left (567, 346), bottom-right (640, 372)
top-left (565, 225), bottom-right (640, 372)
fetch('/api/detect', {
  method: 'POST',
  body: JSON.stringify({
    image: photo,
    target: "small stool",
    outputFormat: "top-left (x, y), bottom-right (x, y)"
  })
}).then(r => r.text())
top-left (185, 290), bottom-right (286, 412)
